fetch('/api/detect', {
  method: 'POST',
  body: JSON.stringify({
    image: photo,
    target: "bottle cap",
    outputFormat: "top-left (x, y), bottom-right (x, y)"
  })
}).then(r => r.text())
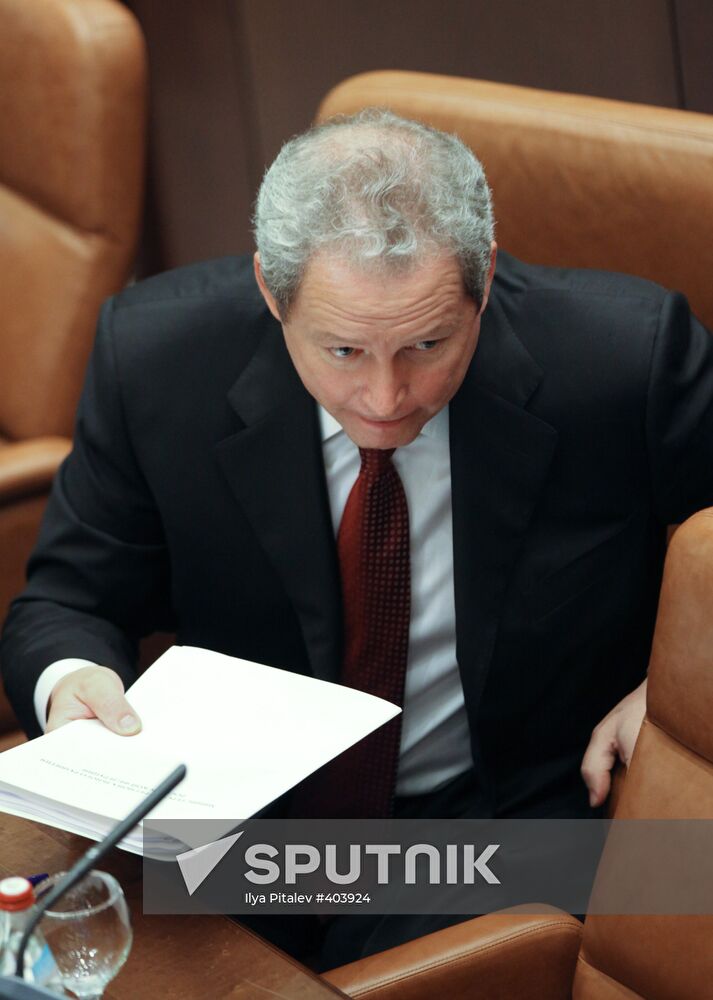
top-left (0, 877), bottom-right (35, 910)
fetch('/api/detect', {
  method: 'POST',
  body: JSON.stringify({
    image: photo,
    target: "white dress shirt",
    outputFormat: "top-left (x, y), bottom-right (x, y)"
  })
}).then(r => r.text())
top-left (34, 404), bottom-right (473, 796)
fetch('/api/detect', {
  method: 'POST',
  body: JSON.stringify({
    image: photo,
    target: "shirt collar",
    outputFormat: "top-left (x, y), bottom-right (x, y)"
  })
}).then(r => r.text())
top-left (317, 403), bottom-right (448, 444)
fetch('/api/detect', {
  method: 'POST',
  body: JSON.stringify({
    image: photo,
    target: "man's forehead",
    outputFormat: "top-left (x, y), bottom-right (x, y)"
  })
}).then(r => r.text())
top-left (293, 251), bottom-right (468, 315)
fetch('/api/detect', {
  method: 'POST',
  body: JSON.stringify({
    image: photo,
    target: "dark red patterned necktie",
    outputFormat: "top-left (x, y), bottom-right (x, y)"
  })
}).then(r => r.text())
top-left (294, 447), bottom-right (411, 818)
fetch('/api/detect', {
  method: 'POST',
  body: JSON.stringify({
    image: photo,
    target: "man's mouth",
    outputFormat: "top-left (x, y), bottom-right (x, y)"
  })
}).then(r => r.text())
top-left (358, 414), bottom-right (408, 426)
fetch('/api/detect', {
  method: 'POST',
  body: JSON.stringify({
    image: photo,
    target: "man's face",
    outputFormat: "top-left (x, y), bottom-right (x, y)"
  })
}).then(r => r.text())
top-left (255, 247), bottom-right (496, 449)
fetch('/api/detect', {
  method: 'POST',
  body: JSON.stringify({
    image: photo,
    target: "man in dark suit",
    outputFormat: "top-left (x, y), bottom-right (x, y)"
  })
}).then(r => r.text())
top-left (2, 108), bottom-right (713, 963)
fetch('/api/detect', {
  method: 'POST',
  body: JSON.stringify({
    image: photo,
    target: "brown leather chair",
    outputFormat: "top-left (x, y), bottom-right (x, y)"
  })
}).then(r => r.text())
top-left (0, 0), bottom-right (147, 747)
top-left (323, 509), bottom-right (713, 999)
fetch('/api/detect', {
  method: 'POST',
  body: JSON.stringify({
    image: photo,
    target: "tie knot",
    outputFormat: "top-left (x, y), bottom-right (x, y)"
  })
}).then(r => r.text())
top-left (359, 448), bottom-right (395, 478)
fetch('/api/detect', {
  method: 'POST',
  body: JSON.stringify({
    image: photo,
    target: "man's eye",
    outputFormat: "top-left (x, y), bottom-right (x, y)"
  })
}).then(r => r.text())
top-left (413, 340), bottom-right (439, 351)
top-left (330, 346), bottom-right (356, 358)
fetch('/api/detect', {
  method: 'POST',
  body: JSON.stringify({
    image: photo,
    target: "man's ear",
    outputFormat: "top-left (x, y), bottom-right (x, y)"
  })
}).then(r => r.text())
top-left (253, 253), bottom-right (282, 323)
top-left (478, 241), bottom-right (498, 315)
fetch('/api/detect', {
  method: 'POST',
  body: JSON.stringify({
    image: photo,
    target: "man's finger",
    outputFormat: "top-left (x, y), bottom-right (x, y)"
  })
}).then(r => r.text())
top-left (580, 726), bottom-right (618, 808)
top-left (580, 679), bottom-right (648, 808)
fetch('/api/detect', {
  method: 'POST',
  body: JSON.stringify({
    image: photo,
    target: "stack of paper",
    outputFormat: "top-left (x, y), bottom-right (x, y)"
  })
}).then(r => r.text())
top-left (0, 646), bottom-right (400, 859)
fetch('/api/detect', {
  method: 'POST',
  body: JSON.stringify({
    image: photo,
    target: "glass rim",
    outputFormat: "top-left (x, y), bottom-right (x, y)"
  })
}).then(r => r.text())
top-left (38, 869), bottom-right (125, 922)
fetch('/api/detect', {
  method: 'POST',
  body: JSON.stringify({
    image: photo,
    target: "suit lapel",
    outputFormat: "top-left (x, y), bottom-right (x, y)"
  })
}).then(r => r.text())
top-left (450, 291), bottom-right (558, 717)
top-left (214, 320), bottom-right (342, 683)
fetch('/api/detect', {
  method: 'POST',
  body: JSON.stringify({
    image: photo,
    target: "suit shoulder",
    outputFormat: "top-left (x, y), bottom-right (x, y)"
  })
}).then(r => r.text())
top-left (102, 255), bottom-right (271, 365)
top-left (90, 256), bottom-right (280, 419)
top-left (494, 250), bottom-right (669, 307)
top-left (88, 257), bottom-right (283, 443)
top-left (488, 253), bottom-right (680, 422)
top-left (112, 255), bottom-right (260, 313)
top-left (492, 251), bottom-right (673, 379)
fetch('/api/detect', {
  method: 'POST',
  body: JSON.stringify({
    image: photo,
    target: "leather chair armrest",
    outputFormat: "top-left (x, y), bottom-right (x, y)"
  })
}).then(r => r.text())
top-left (322, 906), bottom-right (582, 1000)
top-left (0, 437), bottom-right (71, 503)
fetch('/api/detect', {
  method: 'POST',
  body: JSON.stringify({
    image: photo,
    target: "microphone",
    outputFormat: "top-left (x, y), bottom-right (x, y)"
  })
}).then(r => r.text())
top-left (0, 764), bottom-right (187, 998)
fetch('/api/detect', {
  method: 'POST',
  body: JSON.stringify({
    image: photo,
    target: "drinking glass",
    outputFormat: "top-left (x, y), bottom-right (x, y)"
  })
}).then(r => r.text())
top-left (37, 870), bottom-right (132, 999)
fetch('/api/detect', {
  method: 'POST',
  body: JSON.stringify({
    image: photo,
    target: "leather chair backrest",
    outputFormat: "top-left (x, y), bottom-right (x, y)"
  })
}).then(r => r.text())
top-left (317, 71), bottom-right (713, 333)
top-left (0, 0), bottom-right (147, 441)
top-left (574, 510), bottom-right (713, 999)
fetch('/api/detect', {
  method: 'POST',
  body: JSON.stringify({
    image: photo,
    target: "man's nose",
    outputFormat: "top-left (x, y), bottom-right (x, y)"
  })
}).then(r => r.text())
top-left (364, 364), bottom-right (406, 417)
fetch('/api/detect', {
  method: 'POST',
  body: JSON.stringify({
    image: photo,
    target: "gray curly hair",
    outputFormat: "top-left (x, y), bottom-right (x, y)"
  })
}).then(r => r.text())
top-left (253, 108), bottom-right (495, 316)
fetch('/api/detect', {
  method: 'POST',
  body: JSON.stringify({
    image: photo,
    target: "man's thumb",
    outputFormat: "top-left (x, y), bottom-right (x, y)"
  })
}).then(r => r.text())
top-left (113, 708), bottom-right (142, 735)
top-left (89, 687), bottom-right (142, 736)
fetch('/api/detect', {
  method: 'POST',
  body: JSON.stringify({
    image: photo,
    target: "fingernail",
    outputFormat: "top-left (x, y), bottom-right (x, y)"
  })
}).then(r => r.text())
top-left (119, 714), bottom-right (139, 732)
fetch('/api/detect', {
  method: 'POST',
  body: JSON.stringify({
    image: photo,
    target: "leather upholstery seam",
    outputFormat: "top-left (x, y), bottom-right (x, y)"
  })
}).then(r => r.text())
top-left (0, 180), bottom-right (121, 246)
top-left (645, 715), bottom-right (713, 770)
top-left (576, 953), bottom-right (645, 998)
top-left (342, 919), bottom-right (582, 996)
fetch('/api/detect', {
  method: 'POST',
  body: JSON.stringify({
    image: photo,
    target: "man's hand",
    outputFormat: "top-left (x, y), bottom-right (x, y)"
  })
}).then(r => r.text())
top-left (580, 678), bottom-right (647, 808)
top-left (46, 666), bottom-right (142, 735)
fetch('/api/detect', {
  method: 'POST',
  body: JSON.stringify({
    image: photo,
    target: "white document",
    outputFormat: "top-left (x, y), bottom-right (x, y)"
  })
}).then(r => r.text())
top-left (0, 646), bottom-right (400, 858)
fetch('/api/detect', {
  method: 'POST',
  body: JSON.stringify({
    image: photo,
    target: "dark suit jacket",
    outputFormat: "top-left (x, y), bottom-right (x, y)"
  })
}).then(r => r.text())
top-left (3, 251), bottom-right (713, 817)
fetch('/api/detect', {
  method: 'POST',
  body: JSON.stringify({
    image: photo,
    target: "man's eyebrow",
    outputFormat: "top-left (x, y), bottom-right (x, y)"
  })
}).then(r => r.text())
top-left (309, 330), bottom-right (362, 344)
top-left (311, 322), bottom-right (459, 343)
top-left (412, 322), bottom-right (459, 339)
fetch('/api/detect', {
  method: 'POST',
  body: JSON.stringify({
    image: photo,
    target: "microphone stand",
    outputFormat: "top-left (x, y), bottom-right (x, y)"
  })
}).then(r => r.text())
top-left (0, 764), bottom-right (186, 998)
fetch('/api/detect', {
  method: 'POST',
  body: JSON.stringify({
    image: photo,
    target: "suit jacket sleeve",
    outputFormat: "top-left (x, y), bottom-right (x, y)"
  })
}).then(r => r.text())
top-left (645, 291), bottom-right (713, 525)
top-left (0, 298), bottom-right (174, 737)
